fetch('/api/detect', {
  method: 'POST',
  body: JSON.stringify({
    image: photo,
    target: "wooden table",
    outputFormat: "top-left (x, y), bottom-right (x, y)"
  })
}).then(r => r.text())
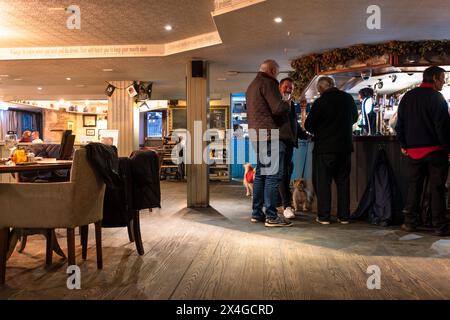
top-left (0, 160), bottom-right (72, 174)
top-left (0, 160), bottom-right (73, 261)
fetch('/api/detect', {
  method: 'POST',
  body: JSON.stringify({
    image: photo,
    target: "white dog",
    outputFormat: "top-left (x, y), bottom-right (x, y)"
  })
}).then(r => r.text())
top-left (243, 163), bottom-right (255, 197)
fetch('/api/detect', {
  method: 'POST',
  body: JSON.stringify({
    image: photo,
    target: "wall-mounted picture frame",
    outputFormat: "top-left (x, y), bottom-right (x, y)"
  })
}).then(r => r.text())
top-left (83, 115), bottom-right (97, 127)
top-left (86, 129), bottom-right (96, 136)
top-left (67, 121), bottom-right (74, 131)
top-left (98, 129), bottom-right (119, 147)
top-left (210, 106), bottom-right (229, 130)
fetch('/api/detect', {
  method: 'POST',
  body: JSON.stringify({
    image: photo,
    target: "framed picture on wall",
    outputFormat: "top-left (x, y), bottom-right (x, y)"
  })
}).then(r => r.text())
top-left (83, 115), bottom-right (97, 127)
top-left (210, 106), bottom-right (229, 130)
top-left (99, 129), bottom-right (119, 147)
top-left (67, 121), bottom-right (74, 131)
top-left (86, 129), bottom-right (96, 136)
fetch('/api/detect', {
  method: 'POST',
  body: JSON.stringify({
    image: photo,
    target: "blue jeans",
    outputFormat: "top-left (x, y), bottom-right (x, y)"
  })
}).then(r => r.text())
top-left (252, 140), bottom-right (286, 220)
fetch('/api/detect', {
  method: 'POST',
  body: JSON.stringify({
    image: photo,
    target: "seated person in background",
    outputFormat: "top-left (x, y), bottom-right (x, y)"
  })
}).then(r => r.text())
top-left (31, 131), bottom-right (44, 144)
top-left (19, 130), bottom-right (32, 143)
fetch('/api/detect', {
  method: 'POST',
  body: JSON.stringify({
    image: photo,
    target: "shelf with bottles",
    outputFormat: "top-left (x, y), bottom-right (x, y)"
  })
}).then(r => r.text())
top-left (208, 145), bottom-right (230, 181)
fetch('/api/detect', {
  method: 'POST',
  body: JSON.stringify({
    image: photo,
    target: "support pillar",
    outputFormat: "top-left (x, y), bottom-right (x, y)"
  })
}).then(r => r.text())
top-left (107, 81), bottom-right (140, 157)
top-left (186, 61), bottom-right (210, 208)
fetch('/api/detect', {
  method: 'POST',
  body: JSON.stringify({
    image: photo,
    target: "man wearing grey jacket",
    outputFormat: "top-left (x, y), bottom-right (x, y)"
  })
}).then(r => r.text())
top-left (246, 60), bottom-right (292, 227)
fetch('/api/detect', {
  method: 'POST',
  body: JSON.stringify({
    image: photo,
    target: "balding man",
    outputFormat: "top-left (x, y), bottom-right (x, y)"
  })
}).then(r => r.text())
top-left (305, 76), bottom-right (358, 225)
top-left (246, 59), bottom-right (292, 227)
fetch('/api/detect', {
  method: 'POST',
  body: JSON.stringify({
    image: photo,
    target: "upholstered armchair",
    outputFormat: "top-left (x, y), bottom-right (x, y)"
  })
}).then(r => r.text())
top-left (0, 148), bottom-right (106, 285)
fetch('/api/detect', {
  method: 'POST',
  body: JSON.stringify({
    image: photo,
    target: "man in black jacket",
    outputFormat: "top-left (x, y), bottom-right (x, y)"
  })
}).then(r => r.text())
top-left (246, 60), bottom-right (292, 227)
top-left (277, 77), bottom-right (309, 219)
top-left (395, 66), bottom-right (450, 236)
top-left (305, 76), bottom-right (358, 224)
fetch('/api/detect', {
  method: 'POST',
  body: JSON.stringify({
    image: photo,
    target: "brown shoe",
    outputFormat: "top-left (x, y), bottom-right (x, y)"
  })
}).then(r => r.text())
top-left (401, 224), bottom-right (416, 232)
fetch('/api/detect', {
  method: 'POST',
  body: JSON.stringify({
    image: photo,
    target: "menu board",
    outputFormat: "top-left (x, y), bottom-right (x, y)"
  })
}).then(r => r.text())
top-left (171, 108), bottom-right (187, 130)
top-left (210, 107), bottom-right (227, 129)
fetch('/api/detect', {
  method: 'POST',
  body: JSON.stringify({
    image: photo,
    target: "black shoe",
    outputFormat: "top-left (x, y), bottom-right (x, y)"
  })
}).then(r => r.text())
top-left (401, 224), bottom-right (417, 232)
top-left (251, 216), bottom-right (265, 223)
top-left (434, 226), bottom-right (450, 237)
top-left (265, 216), bottom-right (293, 228)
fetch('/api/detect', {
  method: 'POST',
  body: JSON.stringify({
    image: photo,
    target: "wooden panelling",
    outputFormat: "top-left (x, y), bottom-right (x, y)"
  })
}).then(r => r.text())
top-left (186, 61), bottom-right (209, 208)
top-left (107, 81), bottom-right (139, 157)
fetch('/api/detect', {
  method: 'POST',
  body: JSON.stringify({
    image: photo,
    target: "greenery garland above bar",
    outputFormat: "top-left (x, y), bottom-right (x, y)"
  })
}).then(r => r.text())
top-left (290, 40), bottom-right (450, 99)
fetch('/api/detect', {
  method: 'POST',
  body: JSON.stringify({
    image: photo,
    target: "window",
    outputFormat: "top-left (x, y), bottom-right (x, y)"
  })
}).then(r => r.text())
top-left (147, 112), bottom-right (163, 138)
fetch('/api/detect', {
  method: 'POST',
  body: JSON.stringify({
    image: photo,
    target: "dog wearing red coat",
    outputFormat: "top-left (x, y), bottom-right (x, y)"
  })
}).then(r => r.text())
top-left (243, 163), bottom-right (255, 197)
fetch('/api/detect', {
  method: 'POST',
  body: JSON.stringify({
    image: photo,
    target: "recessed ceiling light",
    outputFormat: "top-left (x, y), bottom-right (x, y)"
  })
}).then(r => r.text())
top-left (274, 17), bottom-right (283, 23)
top-left (0, 75), bottom-right (9, 78)
top-left (14, 78), bottom-right (23, 81)
top-left (102, 69), bottom-right (114, 72)
top-left (165, 25), bottom-right (173, 31)
top-left (76, 84), bottom-right (86, 88)
top-left (217, 78), bottom-right (227, 81)
top-left (37, 87), bottom-right (43, 90)
top-left (66, 77), bottom-right (71, 81)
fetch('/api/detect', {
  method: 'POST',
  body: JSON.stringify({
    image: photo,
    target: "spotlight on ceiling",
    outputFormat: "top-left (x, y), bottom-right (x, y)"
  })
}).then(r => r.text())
top-left (375, 79), bottom-right (384, 90)
top-left (105, 83), bottom-right (116, 97)
top-left (37, 87), bottom-right (43, 91)
top-left (165, 25), bottom-right (173, 31)
top-left (274, 17), bottom-right (283, 23)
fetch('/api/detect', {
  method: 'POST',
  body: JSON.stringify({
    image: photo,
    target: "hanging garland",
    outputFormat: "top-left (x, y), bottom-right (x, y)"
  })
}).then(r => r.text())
top-left (290, 40), bottom-right (450, 98)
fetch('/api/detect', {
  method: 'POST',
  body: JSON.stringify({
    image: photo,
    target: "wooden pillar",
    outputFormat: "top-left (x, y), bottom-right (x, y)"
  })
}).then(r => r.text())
top-left (107, 81), bottom-right (139, 157)
top-left (186, 61), bottom-right (210, 208)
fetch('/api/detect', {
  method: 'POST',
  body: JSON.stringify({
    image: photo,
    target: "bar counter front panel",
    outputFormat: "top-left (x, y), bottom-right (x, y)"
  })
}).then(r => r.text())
top-left (231, 136), bottom-right (409, 215)
top-left (295, 136), bottom-right (409, 214)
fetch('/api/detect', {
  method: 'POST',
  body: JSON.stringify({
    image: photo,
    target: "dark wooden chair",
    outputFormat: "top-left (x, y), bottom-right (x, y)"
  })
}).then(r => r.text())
top-left (80, 156), bottom-right (145, 258)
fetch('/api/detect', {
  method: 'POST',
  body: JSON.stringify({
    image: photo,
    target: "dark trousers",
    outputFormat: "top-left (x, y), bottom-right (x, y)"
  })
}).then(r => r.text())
top-left (279, 144), bottom-right (294, 208)
top-left (404, 151), bottom-right (449, 230)
top-left (313, 152), bottom-right (351, 221)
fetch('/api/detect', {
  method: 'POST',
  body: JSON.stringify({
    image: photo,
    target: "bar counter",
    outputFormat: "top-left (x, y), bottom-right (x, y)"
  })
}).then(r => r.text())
top-left (348, 135), bottom-right (409, 213)
top-left (291, 135), bottom-right (409, 214)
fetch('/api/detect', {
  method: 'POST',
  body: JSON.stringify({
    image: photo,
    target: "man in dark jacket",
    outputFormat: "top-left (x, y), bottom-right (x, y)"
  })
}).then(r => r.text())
top-left (277, 77), bottom-right (310, 219)
top-left (395, 66), bottom-right (450, 236)
top-left (246, 60), bottom-right (292, 227)
top-left (305, 76), bottom-right (358, 225)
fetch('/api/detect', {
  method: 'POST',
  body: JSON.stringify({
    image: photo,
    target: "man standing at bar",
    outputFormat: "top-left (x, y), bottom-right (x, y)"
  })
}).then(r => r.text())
top-left (305, 77), bottom-right (358, 225)
top-left (396, 66), bottom-right (450, 236)
top-left (246, 60), bottom-right (292, 227)
top-left (278, 78), bottom-right (309, 219)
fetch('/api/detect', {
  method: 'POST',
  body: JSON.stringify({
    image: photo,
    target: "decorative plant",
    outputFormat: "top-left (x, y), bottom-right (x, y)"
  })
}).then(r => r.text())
top-left (290, 40), bottom-right (450, 98)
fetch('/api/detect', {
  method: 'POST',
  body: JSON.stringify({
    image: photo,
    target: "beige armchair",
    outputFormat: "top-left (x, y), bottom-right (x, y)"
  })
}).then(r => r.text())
top-left (0, 148), bottom-right (106, 285)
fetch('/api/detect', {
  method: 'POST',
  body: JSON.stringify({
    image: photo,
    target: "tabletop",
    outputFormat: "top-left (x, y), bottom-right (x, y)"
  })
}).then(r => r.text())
top-left (0, 160), bottom-right (72, 174)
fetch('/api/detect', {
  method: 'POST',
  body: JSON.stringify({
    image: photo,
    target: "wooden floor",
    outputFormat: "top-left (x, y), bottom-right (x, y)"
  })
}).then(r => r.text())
top-left (1, 181), bottom-right (449, 300)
